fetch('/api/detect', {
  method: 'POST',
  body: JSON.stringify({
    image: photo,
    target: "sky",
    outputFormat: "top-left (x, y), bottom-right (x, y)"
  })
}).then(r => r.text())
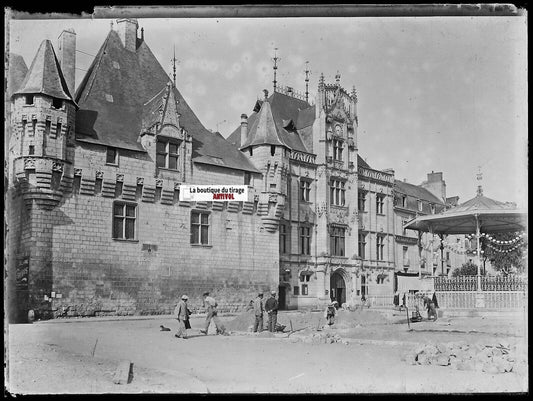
top-left (6, 11), bottom-right (528, 208)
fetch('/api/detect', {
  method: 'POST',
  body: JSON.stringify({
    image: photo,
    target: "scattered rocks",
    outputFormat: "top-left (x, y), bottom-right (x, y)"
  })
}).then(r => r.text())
top-left (405, 340), bottom-right (523, 374)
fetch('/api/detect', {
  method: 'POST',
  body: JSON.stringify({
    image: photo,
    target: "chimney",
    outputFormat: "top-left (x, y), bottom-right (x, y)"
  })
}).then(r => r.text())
top-left (240, 114), bottom-right (248, 146)
top-left (117, 18), bottom-right (138, 52)
top-left (57, 29), bottom-right (76, 96)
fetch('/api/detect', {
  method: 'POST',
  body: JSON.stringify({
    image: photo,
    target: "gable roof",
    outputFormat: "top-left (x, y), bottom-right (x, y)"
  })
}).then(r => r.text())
top-left (14, 40), bottom-right (74, 103)
top-left (227, 91), bottom-right (313, 154)
top-left (394, 179), bottom-right (445, 205)
top-left (74, 29), bottom-right (258, 173)
top-left (7, 53), bottom-right (28, 97)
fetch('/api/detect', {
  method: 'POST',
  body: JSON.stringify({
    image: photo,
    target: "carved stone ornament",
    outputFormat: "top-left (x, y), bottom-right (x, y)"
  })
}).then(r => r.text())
top-left (137, 177), bottom-right (145, 186)
top-left (317, 166), bottom-right (326, 178)
top-left (52, 162), bottom-right (64, 173)
top-left (74, 169), bottom-right (83, 176)
top-left (155, 179), bottom-right (163, 188)
top-left (254, 194), bottom-right (260, 202)
top-left (24, 158), bottom-right (36, 170)
top-left (268, 193), bottom-right (278, 203)
top-left (95, 171), bottom-right (104, 180)
top-left (174, 182), bottom-right (180, 190)
top-left (316, 202), bottom-right (327, 218)
top-left (116, 174), bottom-right (124, 182)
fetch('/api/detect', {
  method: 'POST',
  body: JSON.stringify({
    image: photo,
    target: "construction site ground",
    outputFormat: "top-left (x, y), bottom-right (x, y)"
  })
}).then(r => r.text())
top-left (5, 308), bottom-right (528, 394)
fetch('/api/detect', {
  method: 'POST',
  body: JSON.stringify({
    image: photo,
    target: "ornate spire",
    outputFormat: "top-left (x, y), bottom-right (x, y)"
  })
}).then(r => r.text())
top-left (272, 48), bottom-right (280, 92)
top-left (476, 166), bottom-right (483, 197)
top-left (304, 61), bottom-right (310, 103)
top-left (318, 72), bottom-right (325, 90)
top-left (171, 46), bottom-right (178, 86)
top-left (335, 71), bottom-right (341, 86)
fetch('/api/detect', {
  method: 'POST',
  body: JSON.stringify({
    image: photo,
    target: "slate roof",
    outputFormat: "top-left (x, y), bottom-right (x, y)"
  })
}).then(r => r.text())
top-left (7, 53), bottom-right (28, 97)
top-left (357, 154), bottom-right (371, 169)
top-left (227, 91), bottom-right (313, 154)
top-left (14, 40), bottom-right (74, 103)
top-left (394, 179), bottom-right (445, 205)
top-left (241, 99), bottom-right (287, 148)
top-left (74, 29), bottom-right (258, 173)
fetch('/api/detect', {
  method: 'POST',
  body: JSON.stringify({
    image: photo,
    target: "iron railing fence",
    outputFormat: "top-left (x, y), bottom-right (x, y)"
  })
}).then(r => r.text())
top-left (434, 275), bottom-right (528, 292)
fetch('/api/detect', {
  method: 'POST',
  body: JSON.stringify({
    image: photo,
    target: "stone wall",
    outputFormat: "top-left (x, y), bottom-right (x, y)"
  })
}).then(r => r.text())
top-left (43, 191), bottom-right (279, 317)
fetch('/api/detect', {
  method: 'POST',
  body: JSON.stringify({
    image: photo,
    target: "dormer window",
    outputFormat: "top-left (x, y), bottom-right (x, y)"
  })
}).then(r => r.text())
top-left (52, 98), bottom-right (63, 109)
top-left (156, 138), bottom-right (179, 170)
top-left (106, 147), bottom-right (118, 165)
top-left (25, 95), bottom-right (34, 105)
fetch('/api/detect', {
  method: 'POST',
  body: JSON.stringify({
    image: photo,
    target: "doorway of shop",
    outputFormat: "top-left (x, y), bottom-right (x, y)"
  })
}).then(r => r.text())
top-left (330, 271), bottom-right (346, 305)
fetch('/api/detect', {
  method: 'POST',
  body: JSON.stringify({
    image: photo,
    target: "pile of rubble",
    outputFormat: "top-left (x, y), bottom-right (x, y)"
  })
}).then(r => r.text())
top-left (402, 340), bottom-right (526, 374)
top-left (290, 331), bottom-right (350, 345)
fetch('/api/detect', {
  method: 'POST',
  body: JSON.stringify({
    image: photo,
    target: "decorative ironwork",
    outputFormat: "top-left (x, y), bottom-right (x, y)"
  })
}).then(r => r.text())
top-left (434, 275), bottom-right (527, 292)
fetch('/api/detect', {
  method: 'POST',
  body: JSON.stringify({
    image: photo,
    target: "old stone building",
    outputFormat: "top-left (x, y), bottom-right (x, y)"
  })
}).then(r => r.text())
top-left (6, 20), bottom-right (284, 322)
top-left (355, 158), bottom-right (396, 299)
top-left (228, 74), bottom-right (360, 309)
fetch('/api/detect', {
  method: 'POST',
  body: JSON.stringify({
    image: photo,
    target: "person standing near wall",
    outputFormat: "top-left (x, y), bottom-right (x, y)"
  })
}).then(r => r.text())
top-left (174, 295), bottom-right (191, 339)
top-left (253, 292), bottom-right (264, 332)
top-left (264, 290), bottom-right (279, 332)
top-left (200, 292), bottom-right (226, 335)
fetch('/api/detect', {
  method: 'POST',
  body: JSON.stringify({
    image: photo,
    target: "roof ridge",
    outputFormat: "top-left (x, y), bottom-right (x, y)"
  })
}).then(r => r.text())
top-left (79, 31), bottom-right (112, 103)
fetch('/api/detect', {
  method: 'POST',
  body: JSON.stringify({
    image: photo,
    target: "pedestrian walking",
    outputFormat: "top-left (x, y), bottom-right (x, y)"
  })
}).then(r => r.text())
top-left (422, 293), bottom-right (438, 321)
top-left (393, 291), bottom-right (400, 310)
top-left (200, 292), bottom-right (226, 335)
top-left (253, 292), bottom-right (265, 332)
top-left (264, 290), bottom-right (279, 332)
top-left (324, 301), bottom-right (337, 325)
top-left (174, 295), bottom-right (191, 339)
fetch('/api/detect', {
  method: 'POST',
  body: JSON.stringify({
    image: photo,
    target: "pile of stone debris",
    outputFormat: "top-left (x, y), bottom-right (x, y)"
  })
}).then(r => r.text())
top-left (289, 330), bottom-right (350, 345)
top-left (401, 340), bottom-right (527, 374)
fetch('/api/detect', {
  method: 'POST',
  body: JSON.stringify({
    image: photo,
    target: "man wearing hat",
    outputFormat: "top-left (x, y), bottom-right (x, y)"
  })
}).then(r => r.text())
top-left (174, 295), bottom-right (191, 339)
top-left (200, 292), bottom-right (226, 335)
top-left (253, 292), bottom-right (264, 332)
top-left (264, 290), bottom-right (279, 333)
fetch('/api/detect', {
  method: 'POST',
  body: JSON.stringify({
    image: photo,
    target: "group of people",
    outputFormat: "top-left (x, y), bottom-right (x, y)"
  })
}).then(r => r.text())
top-left (394, 290), bottom-right (439, 321)
top-left (252, 291), bottom-right (279, 333)
top-left (174, 290), bottom-right (280, 338)
top-left (174, 292), bottom-right (227, 339)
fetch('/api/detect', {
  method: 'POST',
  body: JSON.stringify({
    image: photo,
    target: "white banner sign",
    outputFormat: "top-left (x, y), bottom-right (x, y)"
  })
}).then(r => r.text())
top-left (179, 185), bottom-right (248, 201)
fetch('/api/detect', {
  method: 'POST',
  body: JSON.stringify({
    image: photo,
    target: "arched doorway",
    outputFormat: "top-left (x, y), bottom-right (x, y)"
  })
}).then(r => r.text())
top-left (330, 271), bottom-right (346, 305)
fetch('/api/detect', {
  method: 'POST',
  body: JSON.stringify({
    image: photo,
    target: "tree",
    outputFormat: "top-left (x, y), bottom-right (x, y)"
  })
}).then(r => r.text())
top-left (482, 232), bottom-right (527, 276)
top-left (451, 261), bottom-right (484, 277)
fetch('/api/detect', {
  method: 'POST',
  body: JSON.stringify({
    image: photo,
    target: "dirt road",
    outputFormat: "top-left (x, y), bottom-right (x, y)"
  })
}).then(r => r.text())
top-left (5, 311), bottom-right (528, 394)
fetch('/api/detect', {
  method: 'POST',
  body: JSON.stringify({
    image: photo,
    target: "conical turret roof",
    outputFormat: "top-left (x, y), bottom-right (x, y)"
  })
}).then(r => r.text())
top-left (14, 40), bottom-right (74, 102)
top-left (240, 96), bottom-right (289, 149)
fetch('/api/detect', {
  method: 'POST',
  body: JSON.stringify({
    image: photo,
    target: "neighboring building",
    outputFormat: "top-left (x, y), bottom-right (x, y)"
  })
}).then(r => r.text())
top-left (6, 20), bottom-right (282, 322)
top-left (355, 157), bottom-right (395, 299)
top-left (393, 172), bottom-right (469, 290)
top-left (228, 73), bottom-right (360, 309)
